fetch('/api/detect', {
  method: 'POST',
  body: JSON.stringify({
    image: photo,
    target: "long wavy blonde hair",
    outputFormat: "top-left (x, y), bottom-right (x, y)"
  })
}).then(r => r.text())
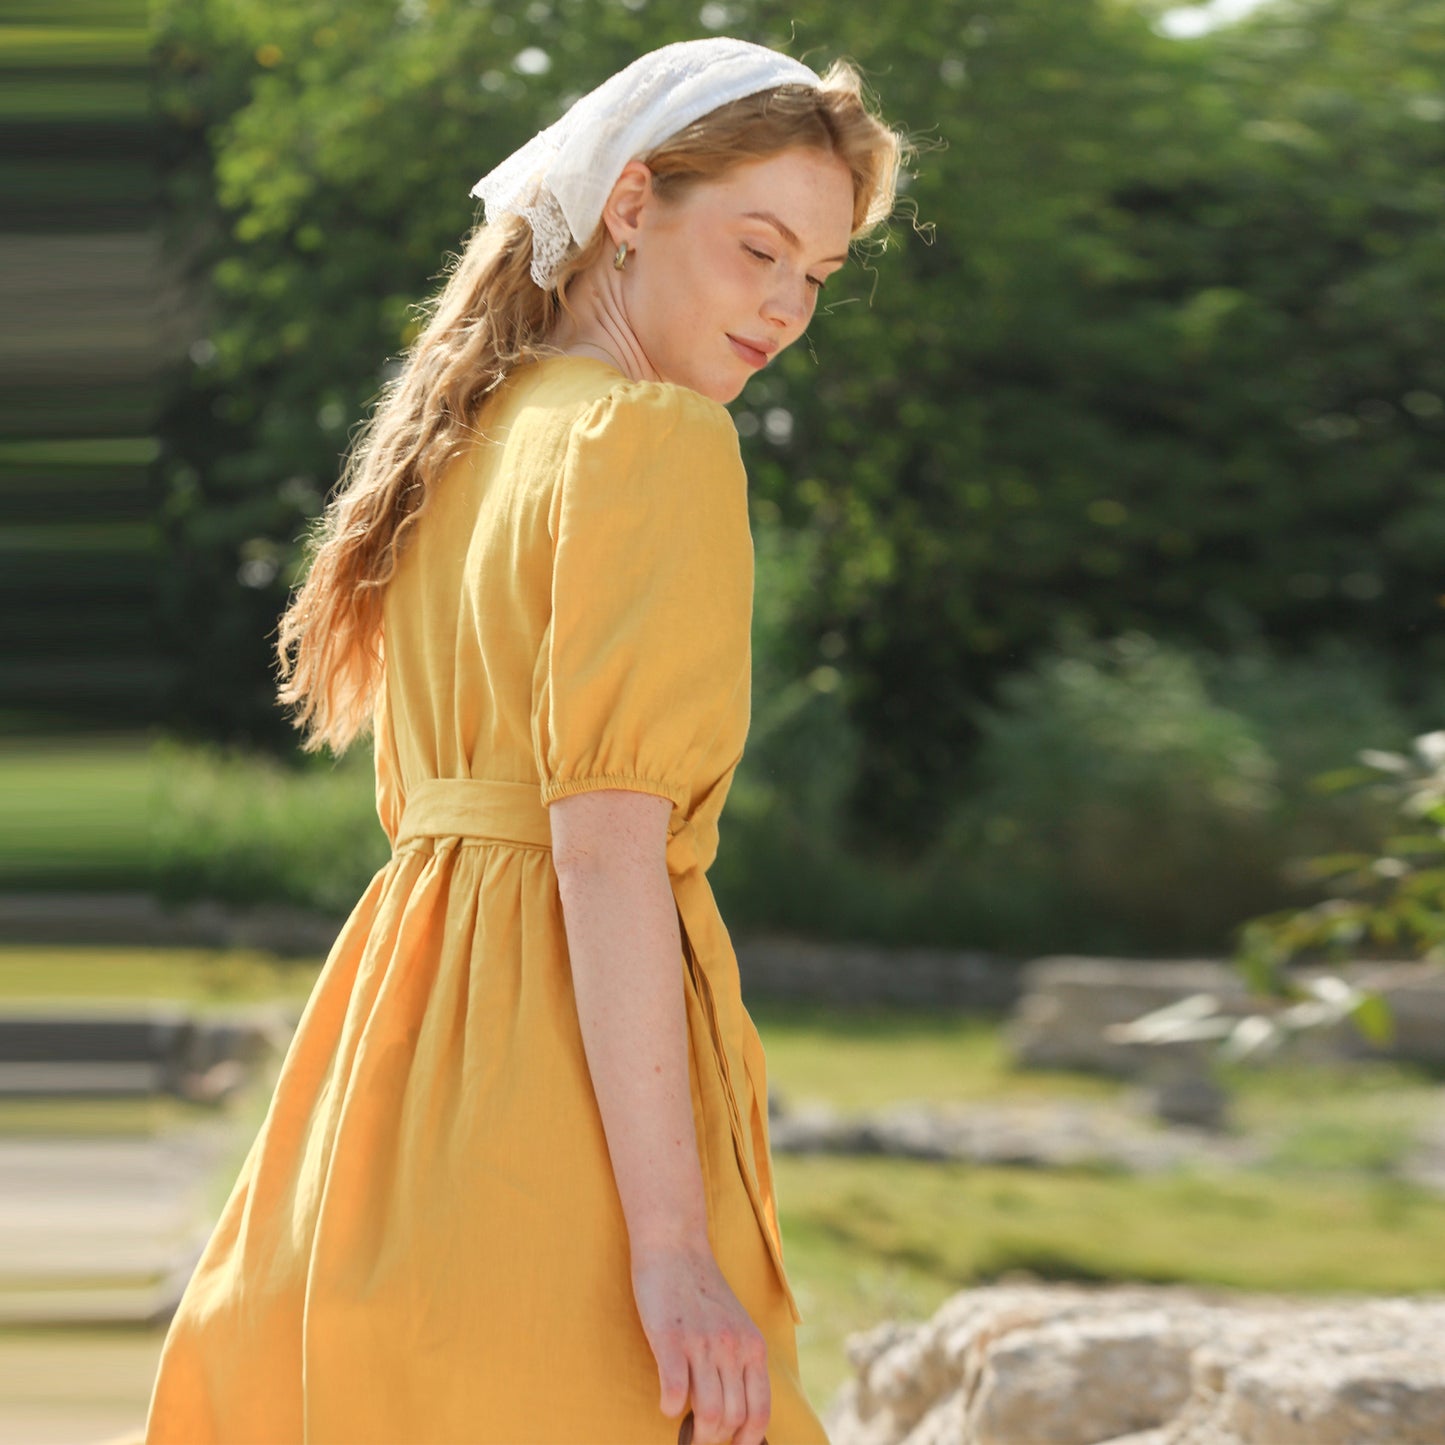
top-left (274, 57), bottom-right (912, 757)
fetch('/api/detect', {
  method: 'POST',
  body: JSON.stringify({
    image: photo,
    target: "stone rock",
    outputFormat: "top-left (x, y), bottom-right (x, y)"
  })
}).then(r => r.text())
top-left (1340, 969), bottom-right (1445, 1071)
top-left (823, 1284), bottom-right (1445, 1445)
top-left (769, 1097), bottom-right (1263, 1175)
top-left (972, 1311), bottom-right (1196, 1444)
top-left (1009, 956), bottom-right (1445, 1076)
top-left (1199, 1302), bottom-right (1445, 1445)
top-left (736, 937), bottom-right (1021, 1013)
top-left (1139, 1042), bottom-right (1230, 1131)
top-left (1009, 959), bottom-right (1250, 1076)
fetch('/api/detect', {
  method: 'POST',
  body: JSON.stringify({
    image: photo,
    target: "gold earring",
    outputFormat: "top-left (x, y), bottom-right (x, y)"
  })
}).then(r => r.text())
top-left (613, 241), bottom-right (629, 271)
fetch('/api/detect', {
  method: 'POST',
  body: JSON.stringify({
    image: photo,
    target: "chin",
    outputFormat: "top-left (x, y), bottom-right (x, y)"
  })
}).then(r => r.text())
top-left (716, 376), bottom-right (749, 406)
top-left (712, 360), bottom-right (755, 406)
top-left (681, 372), bottom-right (744, 407)
top-left (660, 351), bottom-right (748, 406)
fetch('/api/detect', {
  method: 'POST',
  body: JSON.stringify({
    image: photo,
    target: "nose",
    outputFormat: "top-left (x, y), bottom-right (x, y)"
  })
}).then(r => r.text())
top-left (763, 276), bottom-right (812, 335)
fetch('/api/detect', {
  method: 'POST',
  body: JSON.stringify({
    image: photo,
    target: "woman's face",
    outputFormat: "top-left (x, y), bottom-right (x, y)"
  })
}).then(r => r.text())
top-left (622, 146), bottom-right (857, 404)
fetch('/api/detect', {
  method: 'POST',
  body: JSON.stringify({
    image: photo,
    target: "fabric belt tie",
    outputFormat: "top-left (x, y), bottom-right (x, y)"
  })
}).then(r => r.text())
top-left (395, 777), bottom-right (708, 876)
top-left (394, 778), bottom-right (551, 850)
top-left (390, 776), bottom-right (801, 1323)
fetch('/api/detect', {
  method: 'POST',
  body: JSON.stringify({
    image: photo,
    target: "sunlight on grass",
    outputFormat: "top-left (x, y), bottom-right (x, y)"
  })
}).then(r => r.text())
top-left (0, 733), bottom-right (153, 884)
top-left (776, 1154), bottom-right (1445, 1406)
top-left (751, 999), bottom-right (1124, 1111)
top-left (1220, 1056), bottom-right (1440, 1175)
top-left (0, 732), bottom-right (389, 907)
top-left (0, 945), bottom-right (324, 1007)
top-left (0, 1093), bottom-right (209, 1138)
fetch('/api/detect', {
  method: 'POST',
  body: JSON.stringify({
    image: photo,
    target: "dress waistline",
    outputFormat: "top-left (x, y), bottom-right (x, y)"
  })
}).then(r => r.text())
top-left (393, 776), bottom-right (708, 880)
top-left (394, 777), bottom-right (552, 851)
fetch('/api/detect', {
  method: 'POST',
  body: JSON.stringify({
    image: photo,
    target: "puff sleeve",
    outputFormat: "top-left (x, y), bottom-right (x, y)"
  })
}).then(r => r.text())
top-left (532, 380), bottom-right (754, 816)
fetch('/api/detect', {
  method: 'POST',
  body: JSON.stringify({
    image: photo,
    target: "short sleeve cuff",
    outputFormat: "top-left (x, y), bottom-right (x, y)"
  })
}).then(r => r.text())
top-left (539, 774), bottom-right (689, 811)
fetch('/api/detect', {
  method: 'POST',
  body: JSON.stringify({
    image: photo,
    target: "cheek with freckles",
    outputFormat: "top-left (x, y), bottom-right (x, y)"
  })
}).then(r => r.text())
top-left (668, 235), bottom-right (740, 350)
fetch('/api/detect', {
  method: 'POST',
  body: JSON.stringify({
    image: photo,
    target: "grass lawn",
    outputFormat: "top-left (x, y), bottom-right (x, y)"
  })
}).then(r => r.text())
top-left (0, 732), bottom-right (389, 911)
top-left (0, 733), bottom-right (155, 888)
top-left (749, 998), bottom-right (1445, 1403)
top-left (750, 998), bottom-right (1123, 1110)
top-left (777, 1156), bottom-right (1445, 1404)
top-left (0, 944), bottom-right (323, 1009)
top-left (5, 947), bottom-right (1444, 1417)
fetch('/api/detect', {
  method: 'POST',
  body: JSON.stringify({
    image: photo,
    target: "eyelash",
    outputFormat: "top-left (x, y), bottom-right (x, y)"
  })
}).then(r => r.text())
top-left (743, 243), bottom-right (827, 292)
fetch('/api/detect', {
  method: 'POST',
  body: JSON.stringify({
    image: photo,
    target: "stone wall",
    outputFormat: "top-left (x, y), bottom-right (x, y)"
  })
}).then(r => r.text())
top-left (737, 937), bottom-right (1020, 1013)
top-left (824, 1283), bottom-right (1445, 1445)
top-left (0, 893), bottom-right (1026, 1011)
top-left (0, 891), bottom-right (344, 956)
top-left (1009, 955), bottom-right (1445, 1073)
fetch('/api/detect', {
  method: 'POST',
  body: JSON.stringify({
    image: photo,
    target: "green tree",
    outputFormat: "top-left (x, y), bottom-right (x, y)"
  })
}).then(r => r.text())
top-left (152, 0), bottom-right (1445, 875)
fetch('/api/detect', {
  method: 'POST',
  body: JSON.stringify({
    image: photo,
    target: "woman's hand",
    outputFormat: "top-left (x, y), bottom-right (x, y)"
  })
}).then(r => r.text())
top-left (632, 1241), bottom-right (771, 1445)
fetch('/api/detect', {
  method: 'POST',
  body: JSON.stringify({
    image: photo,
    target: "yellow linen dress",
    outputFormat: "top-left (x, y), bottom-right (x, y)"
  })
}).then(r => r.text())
top-left (143, 354), bottom-right (828, 1445)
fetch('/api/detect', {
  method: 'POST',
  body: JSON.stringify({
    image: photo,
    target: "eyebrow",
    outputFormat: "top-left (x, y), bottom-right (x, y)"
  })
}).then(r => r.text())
top-left (741, 209), bottom-right (849, 265)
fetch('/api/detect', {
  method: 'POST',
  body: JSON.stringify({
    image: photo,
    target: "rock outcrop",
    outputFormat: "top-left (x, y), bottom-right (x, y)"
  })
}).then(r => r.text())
top-left (823, 1283), bottom-right (1445, 1445)
top-left (1009, 956), bottom-right (1445, 1075)
top-left (769, 1097), bottom-right (1261, 1173)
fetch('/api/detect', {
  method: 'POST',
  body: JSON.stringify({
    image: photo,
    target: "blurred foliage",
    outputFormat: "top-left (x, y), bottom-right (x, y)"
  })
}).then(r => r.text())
top-left (3, 622), bottom-right (1403, 954)
top-left (904, 627), bottom-right (1406, 952)
top-left (146, 735), bottom-right (391, 914)
top-left (1239, 730), bottom-right (1445, 987)
top-left (149, 0), bottom-right (1445, 864)
top-left (945, 630), bottom-right (1287, 948)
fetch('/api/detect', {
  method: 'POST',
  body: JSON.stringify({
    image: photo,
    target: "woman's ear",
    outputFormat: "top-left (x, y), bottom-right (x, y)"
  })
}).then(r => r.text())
top-left (602, 159), bottom-right (654, 248)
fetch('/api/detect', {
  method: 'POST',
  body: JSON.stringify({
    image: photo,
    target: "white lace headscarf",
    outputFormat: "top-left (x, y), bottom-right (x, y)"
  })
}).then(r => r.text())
top-left (469, 37), bottom-right (824, 289)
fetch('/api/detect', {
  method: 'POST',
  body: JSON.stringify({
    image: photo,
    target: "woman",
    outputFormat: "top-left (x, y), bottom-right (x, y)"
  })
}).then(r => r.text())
top-left (144, 36), bottom-right (907, 1445)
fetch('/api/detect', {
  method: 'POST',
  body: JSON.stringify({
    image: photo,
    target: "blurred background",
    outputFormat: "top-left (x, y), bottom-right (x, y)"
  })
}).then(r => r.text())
top-left (4, 0), bottom-right (1445, 1438)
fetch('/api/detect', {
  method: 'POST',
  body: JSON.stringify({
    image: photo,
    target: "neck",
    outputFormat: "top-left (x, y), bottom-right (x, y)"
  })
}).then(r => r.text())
top-left (548, 266), bottom-right (660, 384)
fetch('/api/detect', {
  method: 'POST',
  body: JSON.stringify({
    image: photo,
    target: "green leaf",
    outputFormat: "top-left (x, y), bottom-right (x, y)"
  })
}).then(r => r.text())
top-left (1350, 990), bottom-right (1395, 1047)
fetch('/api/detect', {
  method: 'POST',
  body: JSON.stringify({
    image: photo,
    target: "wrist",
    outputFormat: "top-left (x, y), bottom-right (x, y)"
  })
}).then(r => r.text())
top-left (628, 1213), bottom-right (712, 1266)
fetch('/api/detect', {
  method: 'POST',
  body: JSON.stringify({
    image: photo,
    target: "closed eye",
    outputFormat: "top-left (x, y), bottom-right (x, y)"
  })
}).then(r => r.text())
top-left (742, 242), bottom-right (827, 292)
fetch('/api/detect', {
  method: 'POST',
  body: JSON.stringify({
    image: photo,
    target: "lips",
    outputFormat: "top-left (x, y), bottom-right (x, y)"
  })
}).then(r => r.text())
top-left (727, 334), bottom-right (770, 369)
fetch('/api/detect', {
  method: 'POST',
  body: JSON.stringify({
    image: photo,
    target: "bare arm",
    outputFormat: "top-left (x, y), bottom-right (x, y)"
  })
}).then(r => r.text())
top-left (549, 786), bottom-right (709, 1257)
top-left (550, 787), bottom-right (771, 1445)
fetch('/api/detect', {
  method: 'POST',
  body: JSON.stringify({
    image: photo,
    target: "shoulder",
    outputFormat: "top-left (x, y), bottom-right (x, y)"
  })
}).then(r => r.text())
top-left (560, 376), bottom-right (746, 517)
top-left (514, 359), bottom-right (740, 467)
top-left (570, 375), bottom-right (738, 457)
top-left (551, 375), bottom-right (750, 538)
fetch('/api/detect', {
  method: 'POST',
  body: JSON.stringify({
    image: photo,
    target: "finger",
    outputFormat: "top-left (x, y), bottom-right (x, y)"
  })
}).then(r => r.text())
top-left (690, 1359), bottom-right (726, 1445)
top-left (656, 1338), bottom-right (690, 1419)
top-left (716, 1351), bottom-right (749, 1443)
top-left (736, 1354), bottom-right (772, 1445)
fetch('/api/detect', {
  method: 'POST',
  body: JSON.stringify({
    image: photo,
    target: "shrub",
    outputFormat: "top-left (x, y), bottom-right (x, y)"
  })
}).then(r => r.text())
top-left (925, 630), bottom-right (1406, 954)
top-left (148, 736), bottom-right (390, 914)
